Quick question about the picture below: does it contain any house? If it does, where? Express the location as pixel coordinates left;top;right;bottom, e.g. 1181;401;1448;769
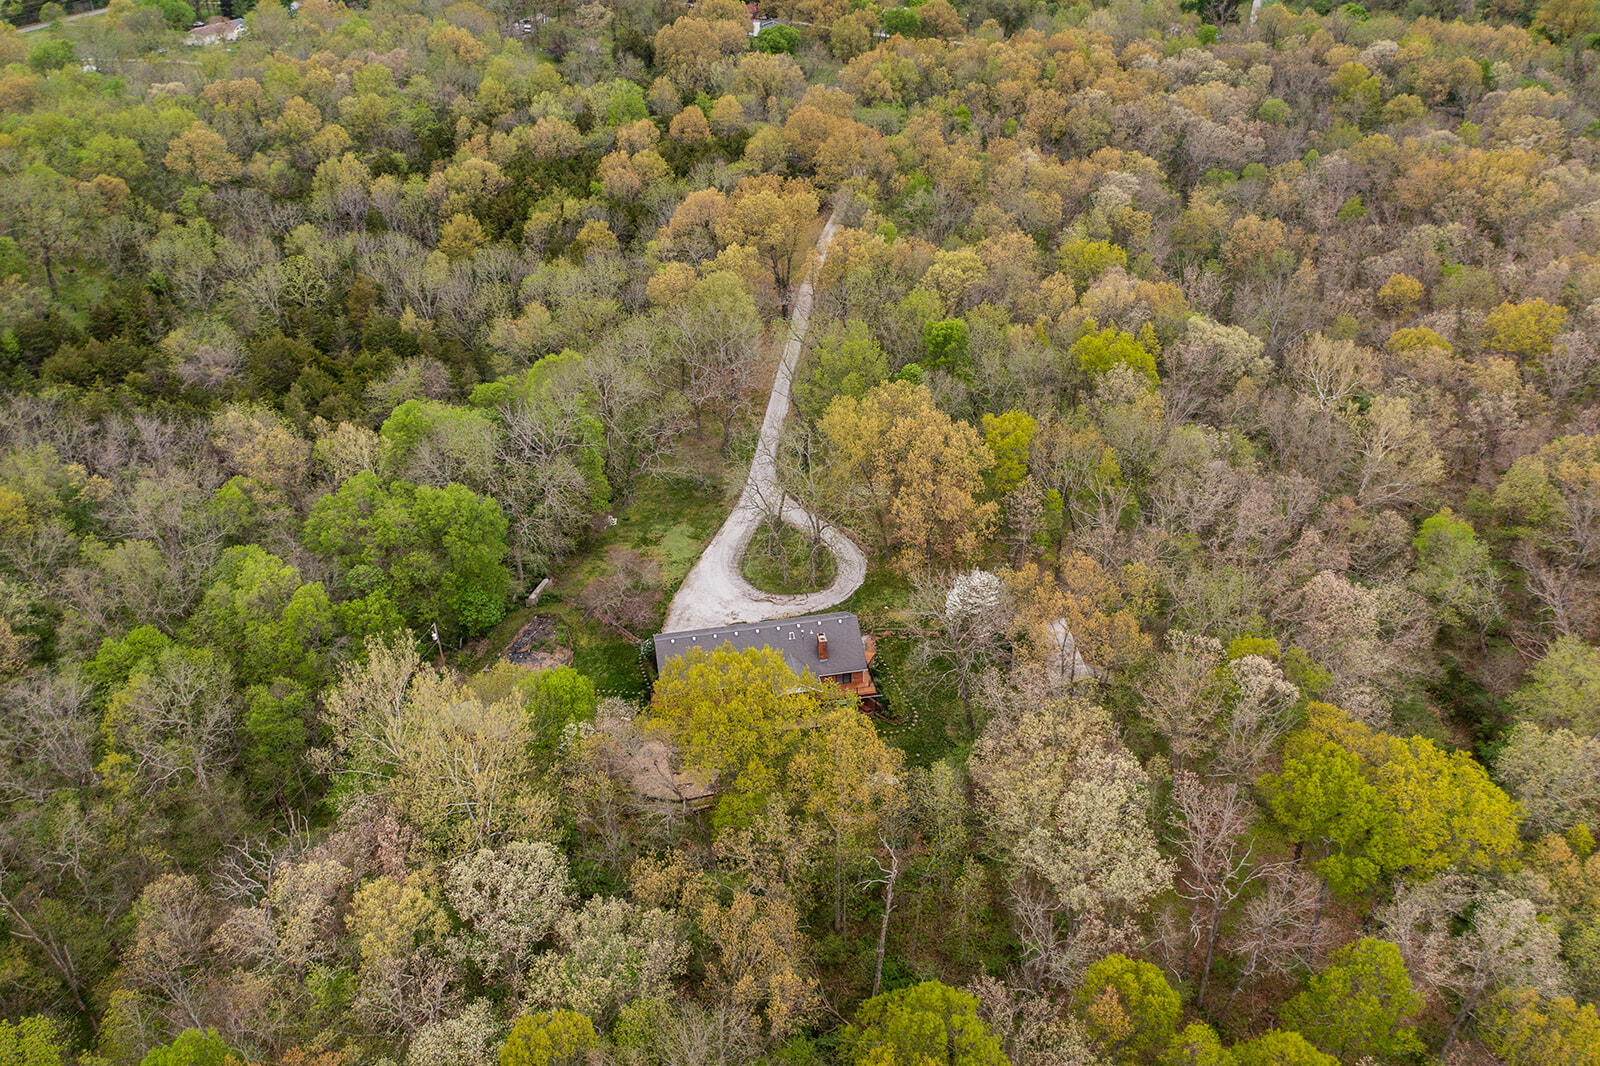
652;611;879;701
185;18;245;44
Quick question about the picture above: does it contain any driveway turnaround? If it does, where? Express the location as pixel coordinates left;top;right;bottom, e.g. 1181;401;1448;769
662;213;867;633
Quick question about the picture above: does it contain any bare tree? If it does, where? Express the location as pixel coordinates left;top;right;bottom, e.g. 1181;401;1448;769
662;273;762;456
1379;878;1570;1051
579;549;664;641
1007;878;1138;991
1215;655;1300;781
1001;477;1047;569
861;840;901;998
0;864;99;1021
103;647;240;796
579;339;686;498
968;973;1093;1066
759;424;837;590
210;809;315;904
911;569;1010;732
0;668;98;805
1218;863;1322;1018
1136;632;1225;770
1170;771;1283;1008
125;873;216;1032
495;389;609;584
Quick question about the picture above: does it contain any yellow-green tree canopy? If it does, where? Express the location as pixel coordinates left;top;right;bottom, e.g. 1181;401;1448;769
1159;1023;1233;1066
647;644;821;808
1072;954;1182;1064
843;980;1008;1066
1511;636;1600;734
0;1017;71;1066
498;1010;596;1066
1072;326;1159;385
1483;988;1600;1066
981;410;1038;497
1260;703;1520;896
1230;1030;1335;1066
1280;937;1424;1062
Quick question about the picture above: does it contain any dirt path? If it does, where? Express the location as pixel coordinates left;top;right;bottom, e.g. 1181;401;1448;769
18;6;108;31
662;212;867;632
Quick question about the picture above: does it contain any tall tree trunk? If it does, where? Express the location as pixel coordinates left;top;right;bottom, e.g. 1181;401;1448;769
871;848;899;998
1221;966;1253;1020
698;808;714;866
1443;987;1481;1053
1307;876;1328;959
42;246;58;299
1197;902;1224;1010
834;837;844;933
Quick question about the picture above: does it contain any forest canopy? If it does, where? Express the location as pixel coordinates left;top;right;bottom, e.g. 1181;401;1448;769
2;0;1600;1062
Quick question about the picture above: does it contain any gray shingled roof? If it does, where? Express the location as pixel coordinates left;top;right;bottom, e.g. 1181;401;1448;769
652;612;869;678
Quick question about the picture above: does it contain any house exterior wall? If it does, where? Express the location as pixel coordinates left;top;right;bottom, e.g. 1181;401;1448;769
835;670;877;698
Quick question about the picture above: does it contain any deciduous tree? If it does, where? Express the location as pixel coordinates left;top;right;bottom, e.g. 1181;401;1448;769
525;897;688;1026
970;697;1171;985
789;706;906;931
1229;1030;1334;1066
1260;703;1520;899
1280;938;1424;1063
647;645;817;819
1171;771;1276;1007
1495;723;1600;832
302;473;510;639
716;177;820;312
1071;954;1180;1065
662;271;762;455
821;381;996;574
447;843;571;992
1411;507;1503;642
499;1010;596;1066
843;981;1007;1066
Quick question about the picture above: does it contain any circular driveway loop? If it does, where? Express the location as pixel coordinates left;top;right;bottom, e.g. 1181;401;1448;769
662;213;867;633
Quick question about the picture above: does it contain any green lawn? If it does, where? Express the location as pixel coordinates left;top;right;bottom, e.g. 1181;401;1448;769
871;636;972;768
838;568;914;629
553;599;651;696
465;469;734;693
580;470;733;603
741;517;836;594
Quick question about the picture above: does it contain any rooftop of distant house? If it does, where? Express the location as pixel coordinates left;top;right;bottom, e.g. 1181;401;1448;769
652;611;870;680
185;17;245;43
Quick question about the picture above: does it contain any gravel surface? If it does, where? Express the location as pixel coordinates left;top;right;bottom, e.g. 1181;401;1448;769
662;214;867;633
18;6;108;31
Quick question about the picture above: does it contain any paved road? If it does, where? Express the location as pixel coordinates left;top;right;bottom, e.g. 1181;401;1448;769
17;6;108;31
662;213;867;633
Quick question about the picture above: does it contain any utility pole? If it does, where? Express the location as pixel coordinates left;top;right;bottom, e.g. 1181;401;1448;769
430;622;446;670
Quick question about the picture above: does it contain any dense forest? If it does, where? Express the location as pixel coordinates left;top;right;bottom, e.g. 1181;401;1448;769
2;0;1600;1062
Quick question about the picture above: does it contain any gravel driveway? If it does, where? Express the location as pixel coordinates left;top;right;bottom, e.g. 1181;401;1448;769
662;213;867;632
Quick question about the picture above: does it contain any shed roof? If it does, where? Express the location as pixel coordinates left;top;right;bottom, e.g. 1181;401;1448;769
652;612;869;678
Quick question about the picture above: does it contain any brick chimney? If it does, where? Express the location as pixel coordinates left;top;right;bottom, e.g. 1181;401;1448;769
817;632;829;661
